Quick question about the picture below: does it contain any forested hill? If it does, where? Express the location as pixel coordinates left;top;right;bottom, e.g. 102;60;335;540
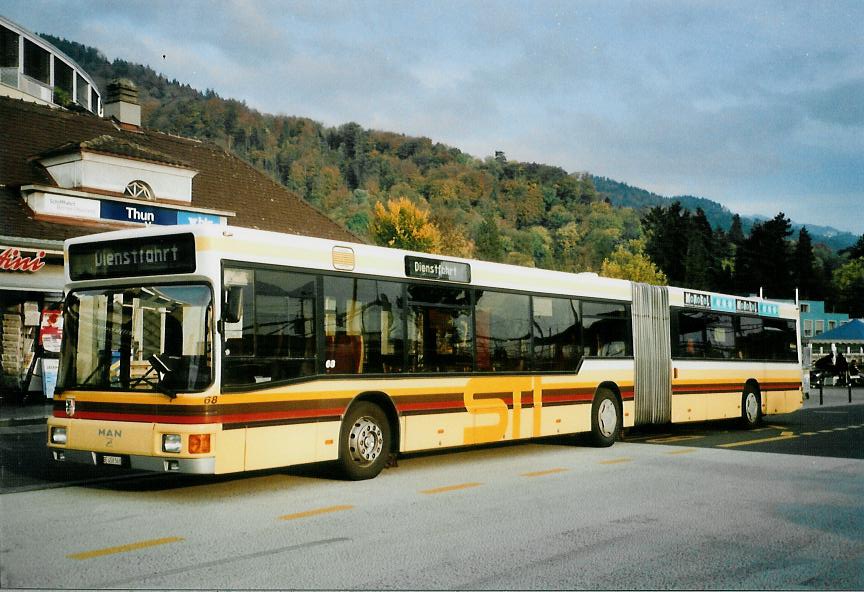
44;34;856;264
593;177;856;252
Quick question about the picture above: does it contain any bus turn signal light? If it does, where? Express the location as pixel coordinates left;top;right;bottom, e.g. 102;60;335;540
189;434;211;454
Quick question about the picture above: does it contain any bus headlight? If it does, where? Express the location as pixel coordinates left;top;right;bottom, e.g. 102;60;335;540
50;427;67;445
162;434;182;453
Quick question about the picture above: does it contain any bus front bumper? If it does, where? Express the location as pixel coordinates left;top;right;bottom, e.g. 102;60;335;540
51;448;216;474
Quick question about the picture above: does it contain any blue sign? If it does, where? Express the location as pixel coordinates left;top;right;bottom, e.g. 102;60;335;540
100;201;223;226
711;295;736;313
177;211;221;225
759;303;780;317
101;201;177;225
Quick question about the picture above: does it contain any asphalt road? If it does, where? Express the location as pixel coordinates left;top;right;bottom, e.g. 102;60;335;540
627;403;864;459
1;405;862;589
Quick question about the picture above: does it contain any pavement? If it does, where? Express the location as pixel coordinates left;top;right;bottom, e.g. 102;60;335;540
0;385;860;428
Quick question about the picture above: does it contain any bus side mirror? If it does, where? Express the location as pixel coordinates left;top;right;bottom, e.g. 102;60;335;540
224;286;244;324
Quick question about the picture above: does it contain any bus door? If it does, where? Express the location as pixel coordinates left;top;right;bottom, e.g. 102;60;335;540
631;283;672;425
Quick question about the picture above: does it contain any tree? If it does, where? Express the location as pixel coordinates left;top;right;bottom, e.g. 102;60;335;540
369;197;441;253
642;202;690;285
475;212;504;262
839;234;864;260
683;208;716;290
793;227;818;300
833;258;864;318
600;239;668;285
735;212;793;298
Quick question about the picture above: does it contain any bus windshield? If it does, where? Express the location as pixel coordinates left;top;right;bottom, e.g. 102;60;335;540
58;284;213;393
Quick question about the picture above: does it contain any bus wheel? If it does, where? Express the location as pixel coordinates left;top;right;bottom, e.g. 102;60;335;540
338;402;390;480
741;387;762;429
590;388;620;447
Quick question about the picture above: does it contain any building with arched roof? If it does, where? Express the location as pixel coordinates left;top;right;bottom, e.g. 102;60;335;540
0;15;102;115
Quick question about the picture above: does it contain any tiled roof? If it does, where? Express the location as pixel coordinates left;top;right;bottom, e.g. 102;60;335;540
0;96;360;244
39;134;191;168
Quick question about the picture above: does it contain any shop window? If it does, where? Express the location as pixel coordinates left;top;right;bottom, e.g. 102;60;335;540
54;60;74;106
22;38;49;84
75;72;88;106
1;25;18;69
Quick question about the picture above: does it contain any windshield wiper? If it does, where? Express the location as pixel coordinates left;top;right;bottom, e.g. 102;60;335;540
148;354;177;400
130;354;177;399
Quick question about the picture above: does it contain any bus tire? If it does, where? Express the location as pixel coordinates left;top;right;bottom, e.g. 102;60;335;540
741;386;762;429
590;388;620;447
337;402;391;480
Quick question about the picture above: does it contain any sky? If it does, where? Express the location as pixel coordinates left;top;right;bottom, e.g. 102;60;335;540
5;0;864;235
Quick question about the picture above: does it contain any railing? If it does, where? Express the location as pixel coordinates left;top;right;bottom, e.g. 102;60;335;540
0;69;54;103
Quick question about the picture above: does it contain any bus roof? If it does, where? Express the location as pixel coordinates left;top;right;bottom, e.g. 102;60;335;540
64;224;799;318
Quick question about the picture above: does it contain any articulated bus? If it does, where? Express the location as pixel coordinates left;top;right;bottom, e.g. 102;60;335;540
47;225;803;479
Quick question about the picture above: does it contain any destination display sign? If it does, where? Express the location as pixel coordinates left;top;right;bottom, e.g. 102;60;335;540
69;233;196;280
405;256;471;283
683;291;779;317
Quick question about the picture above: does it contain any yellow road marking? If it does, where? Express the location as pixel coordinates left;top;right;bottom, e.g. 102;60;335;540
802;432;817;436
67;537;184;560
646;435;703;444
599;458;632;465
279;505;353;521
625;433;672;442
819;430;834;433
666;448;697;455
521;468;568;478
717;434;797;448
421;482;482;495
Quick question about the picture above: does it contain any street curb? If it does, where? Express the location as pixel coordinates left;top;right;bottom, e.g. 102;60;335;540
0;416;48;428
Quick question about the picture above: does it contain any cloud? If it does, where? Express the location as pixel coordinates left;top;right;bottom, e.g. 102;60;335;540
4;0;864;234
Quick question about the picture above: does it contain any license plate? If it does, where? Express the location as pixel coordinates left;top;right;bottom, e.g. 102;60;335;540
102;455;123;466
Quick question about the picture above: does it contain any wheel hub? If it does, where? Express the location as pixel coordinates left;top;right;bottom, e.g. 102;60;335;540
597;399;617;437
745;393;759;422
349;417;383;465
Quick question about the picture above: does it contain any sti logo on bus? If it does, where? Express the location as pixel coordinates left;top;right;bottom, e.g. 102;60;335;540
69;234;196;281
405;256;471;283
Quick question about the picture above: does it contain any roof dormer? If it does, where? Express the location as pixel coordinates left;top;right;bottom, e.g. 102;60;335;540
37;134;197;203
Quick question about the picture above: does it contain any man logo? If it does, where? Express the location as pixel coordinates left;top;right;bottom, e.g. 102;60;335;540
65;398;75;417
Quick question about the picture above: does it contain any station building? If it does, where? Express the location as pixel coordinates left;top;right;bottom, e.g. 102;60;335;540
0;19;356;399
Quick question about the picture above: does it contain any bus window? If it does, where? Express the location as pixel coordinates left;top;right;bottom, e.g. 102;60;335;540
763;318;798;361
673;310;707;358
735;316;763;360
475;291;530;372
583;301;631;357
532;296;580;371
705;313;736;359
58;285;213;392
223;267;317;386
323;277;405;374
407;285;473;373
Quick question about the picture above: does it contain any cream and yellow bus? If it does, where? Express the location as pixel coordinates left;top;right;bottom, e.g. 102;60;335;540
48;224;802;479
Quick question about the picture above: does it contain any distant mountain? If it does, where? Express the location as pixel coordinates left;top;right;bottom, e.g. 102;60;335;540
593;176;857;251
